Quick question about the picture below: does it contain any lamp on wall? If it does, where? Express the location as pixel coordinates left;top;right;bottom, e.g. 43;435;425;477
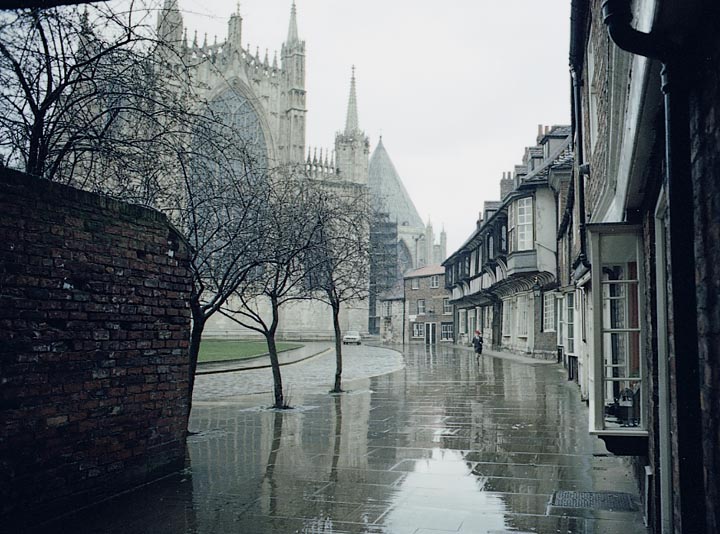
532;276;542;298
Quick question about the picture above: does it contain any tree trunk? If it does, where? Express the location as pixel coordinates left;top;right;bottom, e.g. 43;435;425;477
330;394;342;483
185;305;205;430
267;296;285;408
266;332;285;408
331;300;343;393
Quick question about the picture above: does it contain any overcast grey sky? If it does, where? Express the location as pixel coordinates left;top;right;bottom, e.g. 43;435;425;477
180;0;571;253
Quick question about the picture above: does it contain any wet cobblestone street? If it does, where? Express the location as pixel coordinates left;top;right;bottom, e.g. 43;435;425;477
44;343;649;533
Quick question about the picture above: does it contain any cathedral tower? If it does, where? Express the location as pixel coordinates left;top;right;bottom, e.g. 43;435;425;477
335;67;369;184
281;2;307;164
226;5;242;49
156;0;184;49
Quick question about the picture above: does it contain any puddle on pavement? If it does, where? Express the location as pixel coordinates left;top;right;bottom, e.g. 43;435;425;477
37;344;647;534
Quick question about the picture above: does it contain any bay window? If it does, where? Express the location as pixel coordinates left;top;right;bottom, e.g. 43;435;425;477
516;197;533;250
508;197;534;252
589;224;646;436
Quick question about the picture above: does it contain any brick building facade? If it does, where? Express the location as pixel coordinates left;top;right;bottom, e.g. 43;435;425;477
0;169;193;529
403;266;453;344
567;1;720;532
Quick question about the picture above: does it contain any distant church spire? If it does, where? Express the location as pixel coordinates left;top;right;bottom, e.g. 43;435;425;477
344;66;360;135
286;1;299;44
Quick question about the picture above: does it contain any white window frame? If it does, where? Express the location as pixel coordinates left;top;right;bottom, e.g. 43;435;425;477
517;295;528;338
411;278;419;290
443;298;452;314
412;322;424;338
566;293;575;355
543;292;556;332
458;309;467;335
502;298;512;337
508;203;515;252
417;299;426;315
441;323;453;341
588;224;647;437
516;197;533;251
430;275;439;288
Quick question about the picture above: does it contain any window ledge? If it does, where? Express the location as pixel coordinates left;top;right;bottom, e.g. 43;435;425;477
589;432;649;456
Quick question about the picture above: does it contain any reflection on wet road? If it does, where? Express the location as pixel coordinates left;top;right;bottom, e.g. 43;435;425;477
47;343;648;533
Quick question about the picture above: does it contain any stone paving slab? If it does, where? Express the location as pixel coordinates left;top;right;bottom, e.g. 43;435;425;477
36;343;649;534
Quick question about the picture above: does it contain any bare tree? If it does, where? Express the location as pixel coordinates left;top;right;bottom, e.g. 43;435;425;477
219;170;324;409
305;187;370;393
0;4;273;413
0;5;171;186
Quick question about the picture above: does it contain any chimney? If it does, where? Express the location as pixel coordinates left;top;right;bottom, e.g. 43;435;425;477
500;171;514;200
545;125;550;134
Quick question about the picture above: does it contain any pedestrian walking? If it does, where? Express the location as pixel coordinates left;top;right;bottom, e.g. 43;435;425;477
472;330;483;355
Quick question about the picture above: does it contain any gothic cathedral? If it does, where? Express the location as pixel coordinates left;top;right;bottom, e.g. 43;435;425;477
156;1;444;339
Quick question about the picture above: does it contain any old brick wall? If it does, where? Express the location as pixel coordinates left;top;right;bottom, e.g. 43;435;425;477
0;169;193;527
583;0;610;217
689;4;720;529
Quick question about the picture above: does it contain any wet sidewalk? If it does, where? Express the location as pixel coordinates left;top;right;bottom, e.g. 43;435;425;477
41;343;648;534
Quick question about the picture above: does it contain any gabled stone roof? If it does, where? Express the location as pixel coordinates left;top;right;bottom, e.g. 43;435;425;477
368;138;424;229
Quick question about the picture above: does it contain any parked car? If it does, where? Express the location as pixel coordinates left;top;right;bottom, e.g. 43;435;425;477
342;331;362;345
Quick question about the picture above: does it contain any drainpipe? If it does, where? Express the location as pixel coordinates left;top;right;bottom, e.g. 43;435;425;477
602;1;705;532
569;0;591;272
571;72;590;271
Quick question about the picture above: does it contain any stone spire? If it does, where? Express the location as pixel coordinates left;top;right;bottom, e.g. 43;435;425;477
344;66;360;135
156;0;184;47
286;1;299;45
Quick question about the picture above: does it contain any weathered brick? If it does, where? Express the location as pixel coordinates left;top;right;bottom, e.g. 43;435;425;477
0;169;192;526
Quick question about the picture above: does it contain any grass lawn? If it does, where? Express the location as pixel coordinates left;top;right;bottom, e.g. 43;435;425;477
198;340;303;363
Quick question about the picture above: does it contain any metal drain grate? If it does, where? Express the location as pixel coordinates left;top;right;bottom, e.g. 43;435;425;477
550;491;638;512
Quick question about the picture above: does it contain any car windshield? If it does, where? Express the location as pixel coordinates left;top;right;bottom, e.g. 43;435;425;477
345;331;359;336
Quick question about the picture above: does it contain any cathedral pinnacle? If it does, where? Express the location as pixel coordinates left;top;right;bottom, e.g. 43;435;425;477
344;66;360;136
228;2;242;47
286;2;300;45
